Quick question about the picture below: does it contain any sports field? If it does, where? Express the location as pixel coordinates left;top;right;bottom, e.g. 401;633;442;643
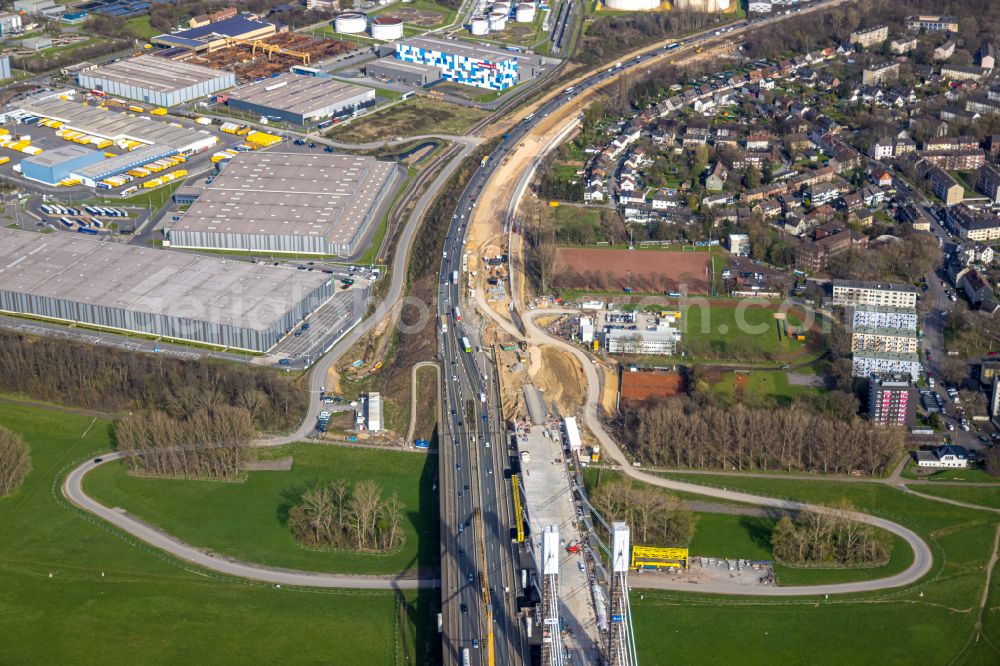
0;401;437;664
682;301;825;362
554;247;713;293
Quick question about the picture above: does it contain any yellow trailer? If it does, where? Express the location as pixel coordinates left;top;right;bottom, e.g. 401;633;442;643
128;105;145;113
0;156;10;166
151;108;167;116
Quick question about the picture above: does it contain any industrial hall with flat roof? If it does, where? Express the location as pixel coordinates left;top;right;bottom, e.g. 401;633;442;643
0;228;333;352
163;152;399;257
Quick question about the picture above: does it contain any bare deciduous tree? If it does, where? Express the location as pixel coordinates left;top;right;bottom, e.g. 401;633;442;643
0;426;31;497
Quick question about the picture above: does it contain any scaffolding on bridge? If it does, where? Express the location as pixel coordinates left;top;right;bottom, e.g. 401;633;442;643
540;525;565;666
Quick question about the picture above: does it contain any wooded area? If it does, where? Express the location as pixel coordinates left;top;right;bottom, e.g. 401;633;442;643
114;407;254;479
576;11;717;65
0;331;305;433
771;504;889;567
288;480;404;552
592;479;696;547
623;397;906;476
0;426;31;497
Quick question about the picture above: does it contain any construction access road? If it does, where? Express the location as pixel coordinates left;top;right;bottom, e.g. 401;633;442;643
517;309;935;596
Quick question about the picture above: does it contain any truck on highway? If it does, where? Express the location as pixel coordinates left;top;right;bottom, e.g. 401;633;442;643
462;336;472;353
463;648;471;666
440;315;448;333
452;270;459;284
454;306;462;322
480;156;489;168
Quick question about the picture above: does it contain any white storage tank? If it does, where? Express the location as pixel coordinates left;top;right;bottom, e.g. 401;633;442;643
494;1;511;14
334;12;368;34
470;15;490;35
514;3;535;22
488;11;507;31
604;0;662;8
370;15;404;40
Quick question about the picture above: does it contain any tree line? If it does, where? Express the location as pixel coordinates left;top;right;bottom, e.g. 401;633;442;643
576;11;717;66
771;504;889;567
114;406;254;479
0;426;31;497
622;397;906;476
288;480;404;552
0;331;305;433
592;479;696;547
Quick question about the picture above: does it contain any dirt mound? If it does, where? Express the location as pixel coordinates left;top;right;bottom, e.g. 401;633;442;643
532;346;586;416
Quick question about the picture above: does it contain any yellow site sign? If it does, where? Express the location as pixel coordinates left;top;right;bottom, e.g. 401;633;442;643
631;545;689;569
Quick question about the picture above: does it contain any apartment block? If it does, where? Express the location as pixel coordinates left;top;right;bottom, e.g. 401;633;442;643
906;15;959;32
868;373;915;427
851;305;918;331
850;25;888;48
852;326;919;354
977;163;1000;204
832;280;918;308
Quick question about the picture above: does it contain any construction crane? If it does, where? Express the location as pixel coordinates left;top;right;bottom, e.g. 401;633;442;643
475;509;494;666
222;37;311;64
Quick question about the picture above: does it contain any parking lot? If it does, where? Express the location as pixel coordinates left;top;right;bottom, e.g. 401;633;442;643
270;269;376;366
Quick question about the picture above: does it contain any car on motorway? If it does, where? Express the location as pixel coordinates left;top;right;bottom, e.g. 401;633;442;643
461;603;468;614
473;639;479;649
468;572;474;582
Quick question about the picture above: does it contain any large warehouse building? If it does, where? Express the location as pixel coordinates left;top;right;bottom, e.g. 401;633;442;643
226;73;374;125
20;145;105;185
0;228;334;352
366;58;441;87
393;37;551;90
19;97;218;154
164;152;398;257
76;54;235;107
151;16;276;52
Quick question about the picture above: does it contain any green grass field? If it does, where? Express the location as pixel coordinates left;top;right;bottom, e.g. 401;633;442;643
85;443;438;576
327;97;488;142
709;370;823;405
0;402;437;664
594;470;1000;664
682;303;817;361
910;484;1000;509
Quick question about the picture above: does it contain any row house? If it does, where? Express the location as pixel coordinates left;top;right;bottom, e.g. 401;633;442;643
917;149;986;171
941;64;987;82
924;135;980;152
946;204;1000;241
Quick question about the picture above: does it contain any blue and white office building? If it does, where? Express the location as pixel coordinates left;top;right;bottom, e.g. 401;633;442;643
395;37;519;91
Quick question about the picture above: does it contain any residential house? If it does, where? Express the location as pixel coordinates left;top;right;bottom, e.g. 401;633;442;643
873;169;893;188
705;162;729;191
961;270;994;307
915;445;969;469
976;43;997;71
745;131;772;151
650;191;678;210
934;40;956;61
890;38;918;54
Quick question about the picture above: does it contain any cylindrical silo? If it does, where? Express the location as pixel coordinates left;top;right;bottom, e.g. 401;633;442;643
514;3;536;22
370;16;404;40
604;0;660;9
488;11;507;31
470;15;490;35
333;12;367;34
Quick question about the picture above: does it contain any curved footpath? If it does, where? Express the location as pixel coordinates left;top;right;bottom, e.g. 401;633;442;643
63;453;438;590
